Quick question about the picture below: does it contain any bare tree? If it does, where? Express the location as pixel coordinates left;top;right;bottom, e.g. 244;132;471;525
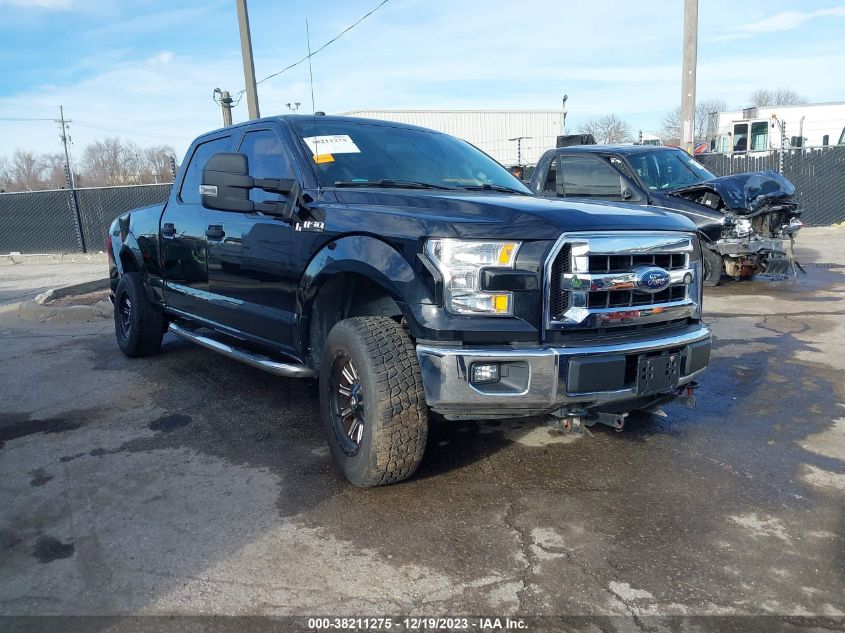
660;98;728;142
749;88;807;107
578;114;633;144
80;137;141;186
1;138;177;191
141;145;176;184
0;157;10;192
6;150;48;191
42;153;68;190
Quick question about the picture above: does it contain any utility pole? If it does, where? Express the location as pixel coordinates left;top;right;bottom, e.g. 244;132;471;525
508;137;529;167
56;105;74;188
680;0;698;155
56;105;85;252
235;0;260;119
214;88;234;126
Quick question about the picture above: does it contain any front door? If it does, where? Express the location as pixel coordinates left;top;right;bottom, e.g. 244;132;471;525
205;127;299;352
160;134;232;317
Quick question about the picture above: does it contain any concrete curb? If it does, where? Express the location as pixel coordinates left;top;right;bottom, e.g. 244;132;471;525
15;278;112;324
18;298;112;323
34;278;110;305
1;252;107;266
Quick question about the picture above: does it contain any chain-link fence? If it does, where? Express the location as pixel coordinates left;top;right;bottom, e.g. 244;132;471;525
0;183;172;254
74;184;172;252
696;145;845;226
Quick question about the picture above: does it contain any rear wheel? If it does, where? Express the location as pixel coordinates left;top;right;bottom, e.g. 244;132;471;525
320;317;428;487
702;247;724;287
114;272;165;357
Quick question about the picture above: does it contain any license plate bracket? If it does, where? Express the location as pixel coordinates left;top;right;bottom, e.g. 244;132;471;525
637;352;681;395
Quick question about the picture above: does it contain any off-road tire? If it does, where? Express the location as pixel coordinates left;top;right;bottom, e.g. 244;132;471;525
114;272;165;358
702;246;724;287
320;317;428;487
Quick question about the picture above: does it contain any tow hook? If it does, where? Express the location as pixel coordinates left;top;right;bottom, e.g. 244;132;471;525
547;412;586;435
676;381;698;408
592;411;628;432
547;410;629;434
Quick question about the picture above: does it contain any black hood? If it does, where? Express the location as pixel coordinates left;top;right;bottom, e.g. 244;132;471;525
669;170;796;213
330;190;695;240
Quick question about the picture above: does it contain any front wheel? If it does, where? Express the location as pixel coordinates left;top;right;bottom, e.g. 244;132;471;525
702;247;724;287
320;317;428;487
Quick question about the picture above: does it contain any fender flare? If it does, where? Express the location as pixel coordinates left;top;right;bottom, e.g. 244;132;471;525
116;233;143;276
299;235;432;314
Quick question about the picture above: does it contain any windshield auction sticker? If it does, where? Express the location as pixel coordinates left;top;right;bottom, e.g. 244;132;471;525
303;135;361;156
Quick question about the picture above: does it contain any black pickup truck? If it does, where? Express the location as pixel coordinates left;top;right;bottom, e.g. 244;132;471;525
527;144;803;285
107;115;711;486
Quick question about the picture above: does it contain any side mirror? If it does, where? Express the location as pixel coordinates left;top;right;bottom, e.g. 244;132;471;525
201;153;254;212
201;152;301;220
619;175;644;203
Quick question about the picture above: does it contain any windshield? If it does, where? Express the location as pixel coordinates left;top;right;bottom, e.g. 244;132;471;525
626;149;716;190
290;118;531;193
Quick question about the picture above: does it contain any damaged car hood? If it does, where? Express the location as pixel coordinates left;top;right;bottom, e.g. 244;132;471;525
669;171;796;213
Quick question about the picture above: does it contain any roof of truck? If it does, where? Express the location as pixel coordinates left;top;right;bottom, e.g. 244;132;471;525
555;144;681;154
197;114;443;142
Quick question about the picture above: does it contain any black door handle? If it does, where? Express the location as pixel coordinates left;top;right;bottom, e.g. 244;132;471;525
205;225;225;239
161;222;176;238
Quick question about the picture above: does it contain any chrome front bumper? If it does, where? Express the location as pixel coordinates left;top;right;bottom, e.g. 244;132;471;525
416;325;711;420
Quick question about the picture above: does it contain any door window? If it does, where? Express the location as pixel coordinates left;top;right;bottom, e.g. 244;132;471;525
237;129;295;203
542;158;558;194
559;155;624;200
750;121;768;151
609;156;635;180
178;136;231;203
733;123;748;152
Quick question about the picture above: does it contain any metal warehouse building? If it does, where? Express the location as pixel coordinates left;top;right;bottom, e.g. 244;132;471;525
339;109;566;167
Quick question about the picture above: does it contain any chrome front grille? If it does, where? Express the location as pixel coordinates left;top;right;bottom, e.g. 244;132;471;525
588;253;687;273
544;232;702;332
586;284;687;309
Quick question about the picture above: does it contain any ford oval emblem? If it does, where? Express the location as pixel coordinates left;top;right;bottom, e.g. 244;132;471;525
635;267;672;293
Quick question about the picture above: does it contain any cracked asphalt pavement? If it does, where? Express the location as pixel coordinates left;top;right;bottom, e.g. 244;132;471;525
0;227;843;628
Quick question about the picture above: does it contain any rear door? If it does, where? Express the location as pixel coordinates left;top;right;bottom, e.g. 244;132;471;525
160;134;232;317
204;126;299;351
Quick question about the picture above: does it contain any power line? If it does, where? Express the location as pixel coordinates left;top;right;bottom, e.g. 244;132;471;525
233;0;391;100
0;117;56;122
1;115;189;141
73;120;190;141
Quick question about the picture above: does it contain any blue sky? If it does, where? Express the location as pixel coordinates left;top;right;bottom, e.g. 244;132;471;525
1;0;844;161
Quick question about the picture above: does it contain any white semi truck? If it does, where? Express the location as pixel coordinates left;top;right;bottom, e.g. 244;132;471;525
708;101;845;153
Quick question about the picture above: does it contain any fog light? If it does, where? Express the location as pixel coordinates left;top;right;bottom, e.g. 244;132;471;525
471;363;500;384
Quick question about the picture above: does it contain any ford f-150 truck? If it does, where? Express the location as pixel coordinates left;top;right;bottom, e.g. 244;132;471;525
107;115;711;486
528;144;803;286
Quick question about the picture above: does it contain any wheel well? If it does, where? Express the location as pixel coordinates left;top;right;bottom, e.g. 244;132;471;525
120;250;140;274
308;273;403;370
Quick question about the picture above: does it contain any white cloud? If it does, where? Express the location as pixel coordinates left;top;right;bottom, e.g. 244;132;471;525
0;0;73;8
715;6;845;39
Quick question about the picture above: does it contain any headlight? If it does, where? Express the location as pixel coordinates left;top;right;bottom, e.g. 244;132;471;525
733;218;752;238
425;239;520;315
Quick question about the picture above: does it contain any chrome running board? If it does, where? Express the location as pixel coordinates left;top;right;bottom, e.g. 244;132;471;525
168;322;315;378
